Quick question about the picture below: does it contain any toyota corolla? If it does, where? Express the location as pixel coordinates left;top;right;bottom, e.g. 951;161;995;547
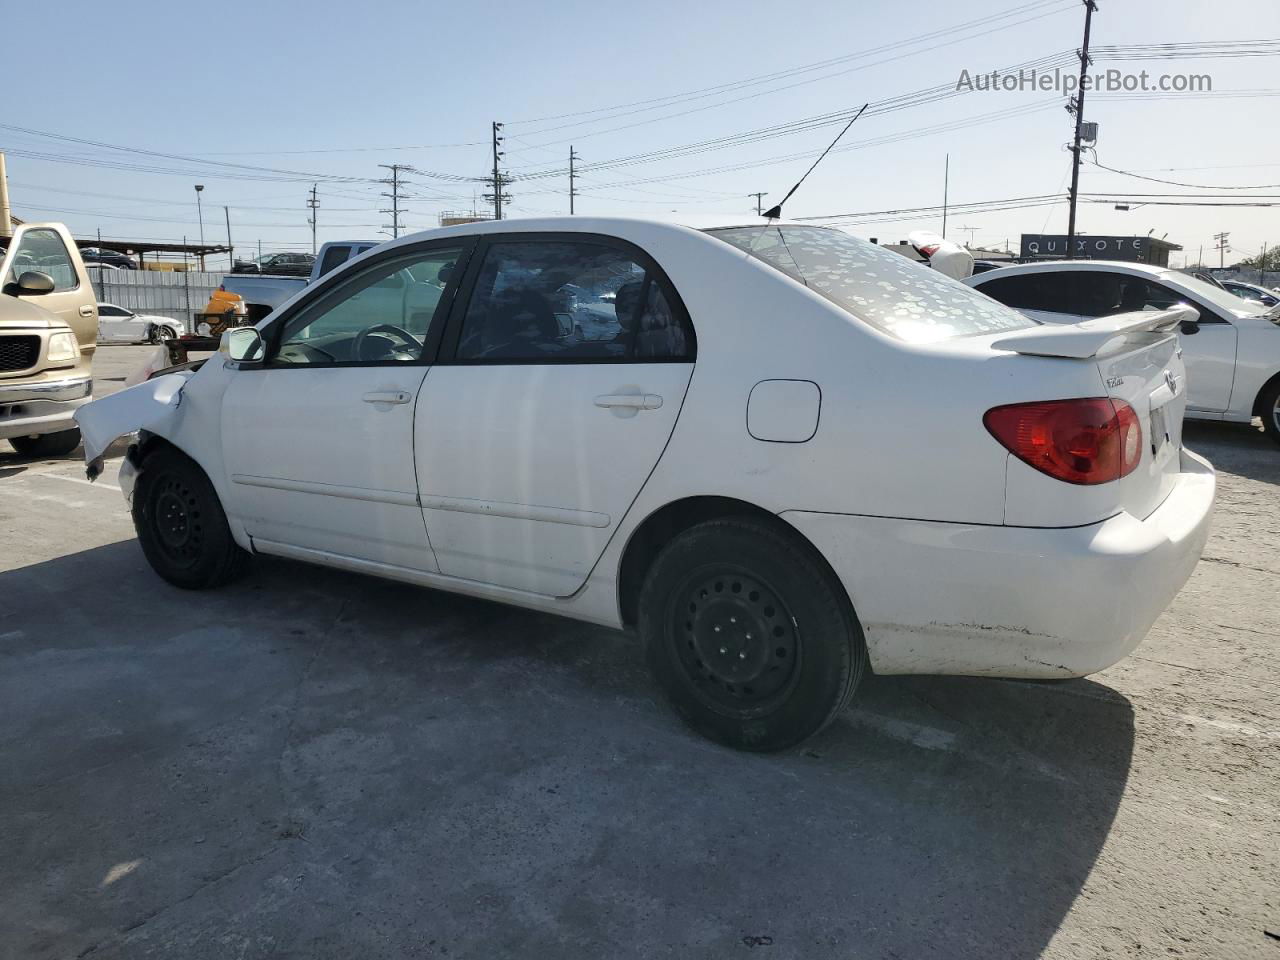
75;218;1216;751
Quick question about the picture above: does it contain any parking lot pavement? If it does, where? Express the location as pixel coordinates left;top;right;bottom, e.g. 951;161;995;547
1;347;1276;960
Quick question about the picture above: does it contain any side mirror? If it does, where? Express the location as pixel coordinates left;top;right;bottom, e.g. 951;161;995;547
222;327;264;363
1179;313;1200;335
16;271;56;295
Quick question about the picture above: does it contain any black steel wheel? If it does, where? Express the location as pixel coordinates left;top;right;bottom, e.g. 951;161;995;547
640;517;866;752
133;446;248;589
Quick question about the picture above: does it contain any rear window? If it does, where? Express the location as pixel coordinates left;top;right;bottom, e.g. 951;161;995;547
708;225;1036;343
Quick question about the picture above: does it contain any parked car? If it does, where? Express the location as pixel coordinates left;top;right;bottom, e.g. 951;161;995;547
79;247;138;270
231;252;315;277
219;241;379;323
96;303;183;344
966;261;1280;445
0;223;97;456
1220;279;1279;309
75;219;1215;751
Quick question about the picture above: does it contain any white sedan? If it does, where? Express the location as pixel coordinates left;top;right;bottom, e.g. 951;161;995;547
97;303;183;344
74;219;1215;751
965;261;1280;445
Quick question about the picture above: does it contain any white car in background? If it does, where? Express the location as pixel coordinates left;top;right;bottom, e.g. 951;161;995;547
96;303;183;344
967;261;1280;446
1219;279;1279;309
74;219;1214;751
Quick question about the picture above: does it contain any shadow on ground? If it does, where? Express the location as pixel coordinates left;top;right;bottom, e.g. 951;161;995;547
1183;419;1278;486
0;542;1135;959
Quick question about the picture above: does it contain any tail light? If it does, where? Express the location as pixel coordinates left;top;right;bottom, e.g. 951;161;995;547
984;398;1142;485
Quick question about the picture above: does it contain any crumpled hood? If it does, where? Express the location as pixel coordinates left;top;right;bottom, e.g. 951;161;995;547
0;292;65;329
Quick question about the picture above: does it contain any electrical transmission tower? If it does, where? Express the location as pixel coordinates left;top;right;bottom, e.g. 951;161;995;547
484;122;513;219
378;163;411;238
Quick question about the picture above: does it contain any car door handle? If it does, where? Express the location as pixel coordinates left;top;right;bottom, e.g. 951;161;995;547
594;393;662;410
362;390;413;405
79;305;95;317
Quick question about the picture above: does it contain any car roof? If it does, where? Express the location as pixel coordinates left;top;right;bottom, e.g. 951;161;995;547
971;259;1169;280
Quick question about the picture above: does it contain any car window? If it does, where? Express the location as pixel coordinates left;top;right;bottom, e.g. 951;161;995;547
454;240;691;362
709;225;1034;343
98;305;125;317
271;245;464;366
317;245;350;278
4;229;78;292
977;272;1084;315
1078;274;1227;324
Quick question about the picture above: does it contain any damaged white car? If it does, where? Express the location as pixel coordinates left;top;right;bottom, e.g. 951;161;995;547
76;218;1216;751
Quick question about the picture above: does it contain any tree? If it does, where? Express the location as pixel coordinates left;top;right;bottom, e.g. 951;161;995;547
1240;248;1280;273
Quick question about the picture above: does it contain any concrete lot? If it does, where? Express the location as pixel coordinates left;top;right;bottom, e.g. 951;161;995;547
1;345;1276;959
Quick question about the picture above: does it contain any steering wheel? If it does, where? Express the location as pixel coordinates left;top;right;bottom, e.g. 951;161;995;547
352;323;420;361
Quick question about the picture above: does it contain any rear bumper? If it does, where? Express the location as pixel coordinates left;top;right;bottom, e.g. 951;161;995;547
782;449;1216;678
0;376;93;440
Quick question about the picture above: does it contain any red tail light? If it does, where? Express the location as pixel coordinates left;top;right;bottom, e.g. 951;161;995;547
984;398;1142;485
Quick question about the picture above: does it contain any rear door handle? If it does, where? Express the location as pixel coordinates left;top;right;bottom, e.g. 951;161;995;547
594;394;662;410
79;305;95;317
362;390;413;405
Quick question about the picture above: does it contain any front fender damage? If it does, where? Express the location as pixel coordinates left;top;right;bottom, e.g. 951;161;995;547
74;373;191;480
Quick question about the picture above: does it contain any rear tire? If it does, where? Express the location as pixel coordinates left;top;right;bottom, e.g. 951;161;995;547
1259;379;1280;447
638;517;866;752
9;428;81;458
132;447;248;589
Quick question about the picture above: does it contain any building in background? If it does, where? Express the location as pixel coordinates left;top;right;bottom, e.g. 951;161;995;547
1020;234;1183;267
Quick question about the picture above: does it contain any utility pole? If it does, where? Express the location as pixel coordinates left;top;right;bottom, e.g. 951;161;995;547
959;225;979;248
306;184;319;254
1260;241;1268;287
1065;0;1098;259
486;121;512;220
0;152;12;240
378;164;410;238
193;184;206;270
568;146;578;214
942;153;950;240
224;205;233;272
1213;231;1230;269
749;192;768;216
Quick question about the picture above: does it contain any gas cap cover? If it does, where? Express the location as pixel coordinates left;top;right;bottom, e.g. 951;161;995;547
747;379;821;443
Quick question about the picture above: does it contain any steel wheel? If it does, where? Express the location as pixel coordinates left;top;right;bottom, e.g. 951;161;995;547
149;472;205;570
671;567;802;716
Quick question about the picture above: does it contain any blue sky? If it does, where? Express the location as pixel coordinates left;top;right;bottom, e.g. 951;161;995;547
4;0;1279;268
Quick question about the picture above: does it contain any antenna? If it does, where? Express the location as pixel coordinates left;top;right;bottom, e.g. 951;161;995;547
763;103;867;219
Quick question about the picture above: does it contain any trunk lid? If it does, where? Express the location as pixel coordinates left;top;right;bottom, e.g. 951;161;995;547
994;307;1190;520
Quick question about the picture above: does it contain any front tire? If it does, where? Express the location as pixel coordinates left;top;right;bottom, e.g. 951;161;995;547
9;428;81;458
149;324;176;344
1259;379;1280;447
132;447;248;589
638;518;866;752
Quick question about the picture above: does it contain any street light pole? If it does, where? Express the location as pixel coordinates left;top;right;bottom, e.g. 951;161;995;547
194;184;206;270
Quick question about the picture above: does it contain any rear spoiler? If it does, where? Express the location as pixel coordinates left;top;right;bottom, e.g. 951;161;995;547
991;306;1194;359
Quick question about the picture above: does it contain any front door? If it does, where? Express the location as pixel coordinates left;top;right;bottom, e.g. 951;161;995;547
220;240;471;571
414;235;695;596
1;224;97;355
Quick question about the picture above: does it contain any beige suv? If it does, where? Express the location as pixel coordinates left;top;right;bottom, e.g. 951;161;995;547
0;223;97;456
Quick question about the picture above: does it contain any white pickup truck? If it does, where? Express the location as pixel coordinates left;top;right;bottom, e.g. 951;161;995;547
219;240;378;323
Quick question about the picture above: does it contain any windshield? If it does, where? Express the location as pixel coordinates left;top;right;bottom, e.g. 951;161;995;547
707;225;1035;343
1162;270;1270;317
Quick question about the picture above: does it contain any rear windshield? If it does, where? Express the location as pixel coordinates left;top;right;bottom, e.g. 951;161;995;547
707;225;1036;343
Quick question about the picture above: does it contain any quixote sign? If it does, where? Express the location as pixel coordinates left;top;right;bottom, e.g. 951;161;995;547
1021;234;1150;261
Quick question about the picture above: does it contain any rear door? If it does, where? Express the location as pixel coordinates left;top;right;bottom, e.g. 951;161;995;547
414;233;695;596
